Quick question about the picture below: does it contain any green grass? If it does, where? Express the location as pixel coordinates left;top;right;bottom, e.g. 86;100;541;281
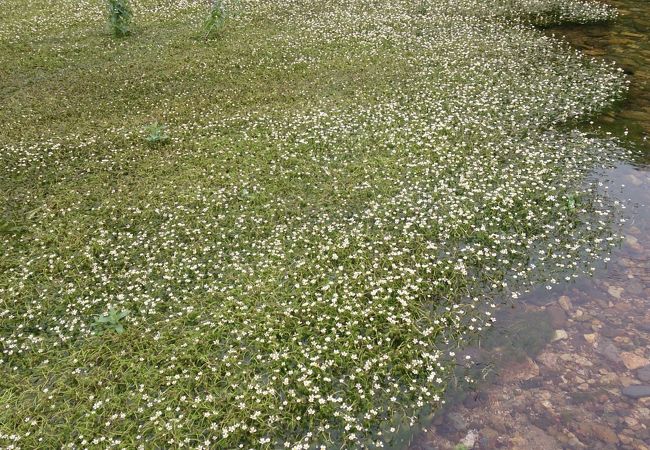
0;0;628;447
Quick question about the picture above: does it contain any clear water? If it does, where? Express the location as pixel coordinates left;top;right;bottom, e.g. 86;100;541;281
412;1;650;448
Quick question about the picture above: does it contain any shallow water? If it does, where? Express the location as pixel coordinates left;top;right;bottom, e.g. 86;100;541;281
550;0;650;156
412;0;650;449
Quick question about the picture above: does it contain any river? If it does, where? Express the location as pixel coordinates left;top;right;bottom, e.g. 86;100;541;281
412;0;650;448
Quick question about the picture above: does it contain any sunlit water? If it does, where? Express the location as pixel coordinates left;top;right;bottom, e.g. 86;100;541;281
412;0;650;448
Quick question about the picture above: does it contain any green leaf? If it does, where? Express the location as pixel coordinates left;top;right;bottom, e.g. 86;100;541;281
567;194;576;210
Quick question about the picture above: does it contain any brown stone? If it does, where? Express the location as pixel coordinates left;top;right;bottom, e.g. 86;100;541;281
613;301;632;312
591;423;619;445
621;352;650;371
584;333;598;344
536;352;558;369
620;434;633;444
575;421;593;438
600;372;620;385
552;329;568;342
509;425;562;450
500;357;539;383
608;285;624;299
625;235;643;252
558;295;573;312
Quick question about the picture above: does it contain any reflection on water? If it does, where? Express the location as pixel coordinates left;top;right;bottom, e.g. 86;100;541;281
412;0;650;448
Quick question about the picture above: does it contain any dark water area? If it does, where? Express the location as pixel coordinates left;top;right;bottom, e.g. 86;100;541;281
411;1;650;449
551;0;650;159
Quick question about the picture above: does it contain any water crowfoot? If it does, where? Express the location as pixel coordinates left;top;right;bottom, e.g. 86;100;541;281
0;0;630;448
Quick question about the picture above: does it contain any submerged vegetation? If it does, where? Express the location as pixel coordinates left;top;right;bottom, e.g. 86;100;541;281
204;0;227;38
106;0;133;37
203;0;235;39
143;122;170;146
0;0;628;448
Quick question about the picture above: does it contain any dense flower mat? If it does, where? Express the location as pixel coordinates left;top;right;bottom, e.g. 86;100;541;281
0;0;627;448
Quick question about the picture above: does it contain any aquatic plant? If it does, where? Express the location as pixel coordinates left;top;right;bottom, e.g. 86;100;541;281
0;0;628;448
92;308;130;334
106;0;132;37
143;122;170;145
204;0;239;38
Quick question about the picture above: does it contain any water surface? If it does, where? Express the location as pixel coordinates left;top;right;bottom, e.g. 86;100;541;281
413;0;650;448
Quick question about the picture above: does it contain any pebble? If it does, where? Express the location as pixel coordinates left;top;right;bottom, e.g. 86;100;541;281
536;352;558;369
583;333;597;344
620;375;638;387
558;295;573;311
614;335;632;345
594;338;622;363
600;372;619;385
608;286;624;299
637;365;650;382
621;352;650;371
510;425;561;450
567;436;584;447
590;423;619;445
621;385;650;399
625;235;643;252
560;353;593;367
613;301;632;312
461;429;478;448
500;357;540;382
552;329;568;342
